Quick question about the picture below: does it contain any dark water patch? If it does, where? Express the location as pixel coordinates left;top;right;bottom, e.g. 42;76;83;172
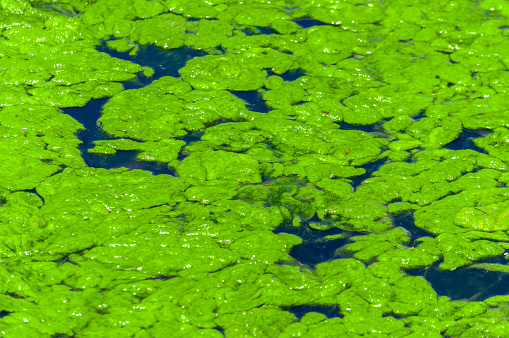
349;157;387;189
86;151;176;175
392;211;434;243
267;68;306;82
96;41;207;86
69;39;211;174
55;256;80;267
241;26;277;36
146;276;175;281
0;311;9;318
405;255;509;301
293;17;329;28
176;118;235;145
231;90;269;114
176;131;204;147
176;119;237;161
443;128;491;153
65;97;109;134
275;216;364;267
63;98;176;175
25;188;46;205
412;109;426;121
339;120;386;134
289;305;341;320
63;98;115;163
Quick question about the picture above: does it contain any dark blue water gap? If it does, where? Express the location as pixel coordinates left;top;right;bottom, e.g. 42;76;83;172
349;157;387;189
62;96;176;175
25;188;46;205
230;69;306;114
96;41;207;89
60;44;215;174
176;118;237;161
444;128;491;153
412;109;426;121
274;216;365;267
267;68;306;82
240;26;277;36
293;17;330;29
405;255;509;301
392;211;434;244
231;91;269;114
289;305;341;320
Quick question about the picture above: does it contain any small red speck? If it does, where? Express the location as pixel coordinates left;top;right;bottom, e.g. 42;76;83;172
345;149;350;155
322;111;329;114
264;184;270;186
411;247;415;251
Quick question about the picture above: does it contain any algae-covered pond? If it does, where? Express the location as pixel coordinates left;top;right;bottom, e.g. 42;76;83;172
4;0;509;336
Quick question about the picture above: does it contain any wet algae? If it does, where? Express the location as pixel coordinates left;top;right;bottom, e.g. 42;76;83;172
4;0;509;336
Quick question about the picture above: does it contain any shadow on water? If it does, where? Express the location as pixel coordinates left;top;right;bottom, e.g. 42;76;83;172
293;17;330;29
444;128;491;153
405;254;509;301
274;215;365;267
289;305;342;320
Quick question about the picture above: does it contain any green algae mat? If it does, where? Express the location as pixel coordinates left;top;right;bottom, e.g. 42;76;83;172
5;0;509;336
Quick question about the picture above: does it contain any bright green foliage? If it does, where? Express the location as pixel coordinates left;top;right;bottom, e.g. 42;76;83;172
3;0;509;336
344;227;410;261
